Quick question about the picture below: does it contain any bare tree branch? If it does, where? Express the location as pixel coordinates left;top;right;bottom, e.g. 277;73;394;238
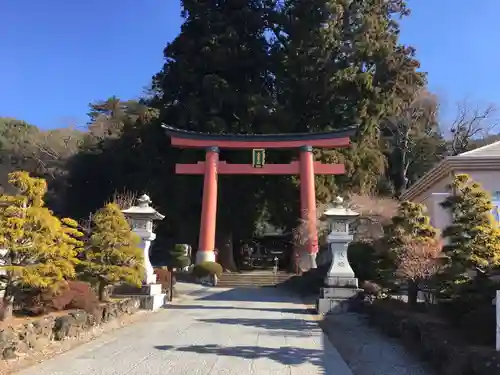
347;194;398;240
383;88;440;193
448;99;499;155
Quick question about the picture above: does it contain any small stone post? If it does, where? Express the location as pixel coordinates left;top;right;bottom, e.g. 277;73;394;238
316;196;361;314
118;194;166;310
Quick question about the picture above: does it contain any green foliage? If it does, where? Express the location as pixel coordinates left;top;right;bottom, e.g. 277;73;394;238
347;241;379;282
380;201;437;283
385;201;437;249
0;171;82;318
61;1;436;253
192;262;223;278
440;174;500;281
166;244;190;269
79;203;144;298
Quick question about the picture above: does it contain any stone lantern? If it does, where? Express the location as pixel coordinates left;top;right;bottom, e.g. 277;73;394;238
122;194;165;285
316;196;361;314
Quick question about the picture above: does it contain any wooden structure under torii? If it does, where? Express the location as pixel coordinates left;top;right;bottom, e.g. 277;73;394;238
162;125;356;268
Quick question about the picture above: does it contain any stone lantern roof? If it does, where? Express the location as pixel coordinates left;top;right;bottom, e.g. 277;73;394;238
122;194;165;220
323;197;359;220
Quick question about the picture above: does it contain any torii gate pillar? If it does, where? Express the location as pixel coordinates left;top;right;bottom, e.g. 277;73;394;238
197;146;219;264
163;125;355;270
299;146;319;268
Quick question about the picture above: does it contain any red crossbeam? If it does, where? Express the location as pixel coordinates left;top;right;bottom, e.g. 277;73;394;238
175;161;345;175
170;136;350;149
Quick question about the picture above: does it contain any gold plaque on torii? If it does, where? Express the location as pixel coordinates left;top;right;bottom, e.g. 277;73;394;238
252;149;266;168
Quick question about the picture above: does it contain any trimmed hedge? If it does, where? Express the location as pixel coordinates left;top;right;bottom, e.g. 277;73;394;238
192;262;223;278
356;299;500;375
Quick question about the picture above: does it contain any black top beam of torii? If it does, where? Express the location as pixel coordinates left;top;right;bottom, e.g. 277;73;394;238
161;124;357;149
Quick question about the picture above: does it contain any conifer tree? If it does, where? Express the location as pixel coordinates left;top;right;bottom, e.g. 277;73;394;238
385;201;438;250
81;203;143;301
166;244;190;270
382;201;438;306
151;0;273;270
0;171;81;320
440;174;500;284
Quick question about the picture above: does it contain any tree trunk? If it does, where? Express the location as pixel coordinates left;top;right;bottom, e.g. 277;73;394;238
407;280;418;309
216;231;237;271
98;280;109;302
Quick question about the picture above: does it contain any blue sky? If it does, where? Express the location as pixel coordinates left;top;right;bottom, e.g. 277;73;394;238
0;0;499;129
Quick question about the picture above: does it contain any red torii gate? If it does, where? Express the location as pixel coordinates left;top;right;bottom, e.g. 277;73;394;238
163;125;355;269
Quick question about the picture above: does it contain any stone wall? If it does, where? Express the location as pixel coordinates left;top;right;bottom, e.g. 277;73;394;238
0;297;140;360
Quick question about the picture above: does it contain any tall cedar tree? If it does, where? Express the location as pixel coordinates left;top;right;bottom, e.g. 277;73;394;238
0;172;82;320
151;0;274;269
63;1;430;257
440;174;500;284
265;0;426;228
383;201;437;307
81;203;143;301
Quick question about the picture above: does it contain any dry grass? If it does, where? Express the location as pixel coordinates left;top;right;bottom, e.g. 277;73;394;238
110;190;139;210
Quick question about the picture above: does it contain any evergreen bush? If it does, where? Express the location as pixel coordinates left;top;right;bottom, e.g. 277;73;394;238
0;171;82;320
347;241;378;282
440;174;500;285
382;201;439;307
79;203;144;301
192;262;223;278
166;244;190;270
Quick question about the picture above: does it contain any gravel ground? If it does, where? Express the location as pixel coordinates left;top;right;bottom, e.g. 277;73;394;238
320;313;435;375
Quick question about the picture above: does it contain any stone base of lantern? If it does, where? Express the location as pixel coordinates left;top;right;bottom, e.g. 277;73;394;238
112;283;167;312
316;285;361;315
325;275;359;288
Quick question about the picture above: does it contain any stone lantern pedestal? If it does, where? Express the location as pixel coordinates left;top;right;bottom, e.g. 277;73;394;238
113;194;167;311
316;197;362;314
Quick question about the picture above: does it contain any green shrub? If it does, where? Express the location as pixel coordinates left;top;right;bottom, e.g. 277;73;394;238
441;174;500;286
166;244;191;269
280;263;330;296
348;241;378;282
192;262;223;278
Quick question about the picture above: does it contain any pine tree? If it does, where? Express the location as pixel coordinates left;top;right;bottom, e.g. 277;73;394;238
382;201;438;307
0;171;81;320
440;174;500;284
385;201;438;249
81;203;144;301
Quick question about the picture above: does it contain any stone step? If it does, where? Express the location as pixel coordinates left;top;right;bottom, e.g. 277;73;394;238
215;271;294;288
218;276;291;280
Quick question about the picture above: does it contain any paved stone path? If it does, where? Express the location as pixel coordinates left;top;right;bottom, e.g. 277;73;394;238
321;314;435;375
16;285;353;375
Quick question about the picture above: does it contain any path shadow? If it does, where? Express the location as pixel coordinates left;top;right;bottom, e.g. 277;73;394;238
199;317;318;334
154;344;323;367
165;304;315;315
196;287;298;303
